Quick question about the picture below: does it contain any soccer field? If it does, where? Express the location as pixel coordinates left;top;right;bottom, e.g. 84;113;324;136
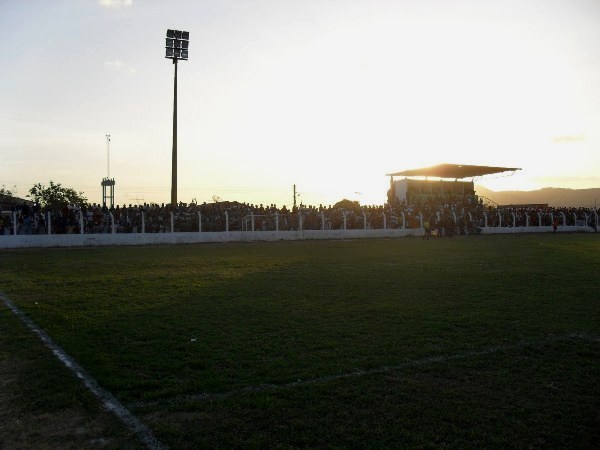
1;235;599;449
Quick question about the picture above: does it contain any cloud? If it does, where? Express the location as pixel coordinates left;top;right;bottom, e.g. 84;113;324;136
104;60;136;75
99;0;132;7
553;135;586;143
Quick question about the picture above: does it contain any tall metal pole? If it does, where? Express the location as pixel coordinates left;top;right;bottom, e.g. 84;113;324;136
166;28;188;205
171;58;178;206
106;134;111;178
293;184;297;209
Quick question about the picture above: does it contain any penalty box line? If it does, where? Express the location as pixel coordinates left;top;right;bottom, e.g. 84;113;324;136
128;332;600;410
0;293;168;450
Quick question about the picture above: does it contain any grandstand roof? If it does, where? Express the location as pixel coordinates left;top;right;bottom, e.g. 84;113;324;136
387;163;521;180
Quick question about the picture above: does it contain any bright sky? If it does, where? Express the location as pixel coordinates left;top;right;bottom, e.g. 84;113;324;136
2;0;599;207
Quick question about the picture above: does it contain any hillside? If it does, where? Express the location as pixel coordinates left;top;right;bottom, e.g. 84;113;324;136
475;186;600;208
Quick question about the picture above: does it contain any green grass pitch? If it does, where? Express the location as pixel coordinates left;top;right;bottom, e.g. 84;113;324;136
1;234;599;448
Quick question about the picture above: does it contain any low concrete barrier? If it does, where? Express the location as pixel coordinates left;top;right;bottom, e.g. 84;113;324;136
0;228;420;249
479;225;593;234
0;225;594;249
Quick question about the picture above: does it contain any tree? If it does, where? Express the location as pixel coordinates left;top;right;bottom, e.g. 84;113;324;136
333;199;361;213
28;181;88;209
0;185;15;196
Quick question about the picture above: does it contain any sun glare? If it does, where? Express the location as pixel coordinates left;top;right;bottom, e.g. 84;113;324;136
2;0;599;206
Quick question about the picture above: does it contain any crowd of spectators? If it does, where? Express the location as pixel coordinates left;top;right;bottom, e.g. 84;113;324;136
1;196;598;236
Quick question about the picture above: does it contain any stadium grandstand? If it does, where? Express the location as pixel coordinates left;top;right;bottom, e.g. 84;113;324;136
387;163;521;206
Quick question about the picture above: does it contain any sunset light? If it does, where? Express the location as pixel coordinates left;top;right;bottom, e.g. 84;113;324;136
1;0;599;207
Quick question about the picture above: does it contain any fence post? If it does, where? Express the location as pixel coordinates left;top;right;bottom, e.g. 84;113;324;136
483;212;488;228
225;211;229;232
537;212;542;227
550;212;554;228
170;212;175;233
498;212;502;227
47;211;52;235
573;212;577;226
321;211;325;230
419;212;423;228
362;209;367;230
342;211;347;230
198;211;202;232
511;212;516;227
382;212;386;230
561;212;566;226
251;212;255;231
109;212;116;234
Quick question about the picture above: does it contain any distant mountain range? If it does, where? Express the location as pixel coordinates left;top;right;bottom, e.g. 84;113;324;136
475;186;600;208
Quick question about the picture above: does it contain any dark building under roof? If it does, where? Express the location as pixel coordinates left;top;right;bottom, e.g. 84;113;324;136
387;163;521;205
0;194;34;211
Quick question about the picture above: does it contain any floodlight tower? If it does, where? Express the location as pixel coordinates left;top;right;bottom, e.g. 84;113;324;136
101;133;115;208
165;29;189;206
106;133;111;178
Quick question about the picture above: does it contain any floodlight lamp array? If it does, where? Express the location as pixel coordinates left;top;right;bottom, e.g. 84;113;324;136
165;29;189;60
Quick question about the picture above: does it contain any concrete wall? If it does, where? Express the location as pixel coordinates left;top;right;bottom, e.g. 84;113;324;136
479;225;593;234
1;225;595;249
0;228;422;249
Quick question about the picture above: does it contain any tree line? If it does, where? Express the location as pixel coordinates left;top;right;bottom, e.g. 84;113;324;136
1;181;87;210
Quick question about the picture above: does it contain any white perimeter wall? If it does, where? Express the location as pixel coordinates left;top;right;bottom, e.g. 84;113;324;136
0;226;594;249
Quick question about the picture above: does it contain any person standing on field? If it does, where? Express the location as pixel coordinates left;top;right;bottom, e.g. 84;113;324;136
423;219;431;240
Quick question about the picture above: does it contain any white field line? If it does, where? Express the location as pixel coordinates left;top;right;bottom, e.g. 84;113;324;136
128;332;600;410
1;294;168;450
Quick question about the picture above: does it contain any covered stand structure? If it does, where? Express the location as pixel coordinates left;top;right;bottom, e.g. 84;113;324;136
387;163;520;206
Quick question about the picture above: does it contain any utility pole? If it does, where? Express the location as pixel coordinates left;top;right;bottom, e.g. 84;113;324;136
293;184;297;209
106;134;111;178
